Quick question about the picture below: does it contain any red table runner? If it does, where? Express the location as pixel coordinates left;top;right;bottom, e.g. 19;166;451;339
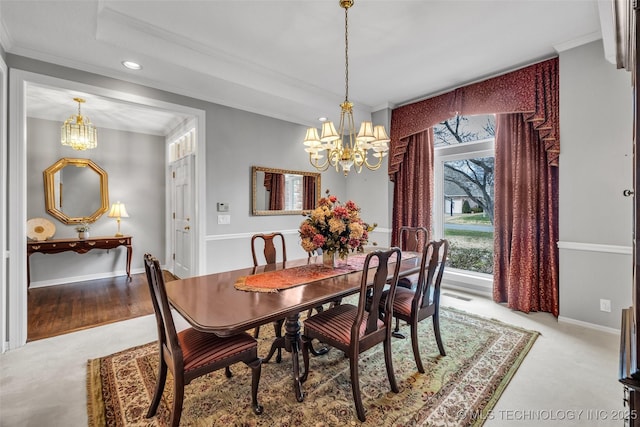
234;252;417;293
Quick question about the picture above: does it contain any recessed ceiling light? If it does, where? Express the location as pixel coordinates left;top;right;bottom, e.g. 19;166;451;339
318;117;328;122
122;61;142;70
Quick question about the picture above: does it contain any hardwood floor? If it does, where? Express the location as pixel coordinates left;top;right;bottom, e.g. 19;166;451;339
27;271;168;342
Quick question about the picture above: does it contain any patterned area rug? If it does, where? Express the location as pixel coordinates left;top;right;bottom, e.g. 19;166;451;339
87;303;538;427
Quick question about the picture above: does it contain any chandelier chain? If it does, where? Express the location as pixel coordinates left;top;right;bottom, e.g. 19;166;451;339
344;6;349;103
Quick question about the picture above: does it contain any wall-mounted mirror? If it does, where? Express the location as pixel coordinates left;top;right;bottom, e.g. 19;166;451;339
43;158;109;224
252;166;321;216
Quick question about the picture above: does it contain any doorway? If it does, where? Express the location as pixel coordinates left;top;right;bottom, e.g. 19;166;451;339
6;69;206;350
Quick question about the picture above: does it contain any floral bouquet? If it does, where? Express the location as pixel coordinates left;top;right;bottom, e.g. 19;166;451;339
75;222;90;232
299;190;376;259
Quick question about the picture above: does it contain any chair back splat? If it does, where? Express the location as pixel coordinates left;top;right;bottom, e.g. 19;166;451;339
144;253;263;426
251;232;287;266
399;226;429;252
301;247;403;422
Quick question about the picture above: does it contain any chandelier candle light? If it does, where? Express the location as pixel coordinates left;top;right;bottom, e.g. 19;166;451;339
108;201;129;237
61;97;98;151
303;0;390;176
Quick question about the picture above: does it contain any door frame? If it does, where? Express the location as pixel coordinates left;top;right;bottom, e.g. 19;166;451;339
0;55;7;352
6;69;206;350
166;124;197;277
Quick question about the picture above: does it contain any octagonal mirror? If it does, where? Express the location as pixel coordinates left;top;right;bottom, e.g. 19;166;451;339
43;157;109;224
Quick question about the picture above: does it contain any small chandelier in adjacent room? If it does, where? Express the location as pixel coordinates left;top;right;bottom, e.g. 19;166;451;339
303;0;390;176
61;97;97;151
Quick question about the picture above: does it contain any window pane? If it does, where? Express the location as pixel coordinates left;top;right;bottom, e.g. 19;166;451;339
433;115;495;147
284;174;303;210
443;156;494;274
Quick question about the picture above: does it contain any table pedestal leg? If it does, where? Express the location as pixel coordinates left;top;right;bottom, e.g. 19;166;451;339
284;312;304;402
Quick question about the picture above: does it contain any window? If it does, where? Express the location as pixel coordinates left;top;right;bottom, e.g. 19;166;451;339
284;174;303;210
433;115;495;285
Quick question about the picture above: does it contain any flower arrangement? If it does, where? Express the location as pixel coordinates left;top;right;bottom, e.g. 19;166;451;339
299;190;376;259
75;222;90;232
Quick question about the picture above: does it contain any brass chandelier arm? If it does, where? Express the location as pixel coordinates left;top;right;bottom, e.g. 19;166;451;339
309;153;330;171
363;154;385;171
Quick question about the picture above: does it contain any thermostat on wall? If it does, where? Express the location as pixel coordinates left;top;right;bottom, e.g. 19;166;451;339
217;202;229;212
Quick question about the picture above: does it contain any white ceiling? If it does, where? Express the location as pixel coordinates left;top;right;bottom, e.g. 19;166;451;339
0;0;606;135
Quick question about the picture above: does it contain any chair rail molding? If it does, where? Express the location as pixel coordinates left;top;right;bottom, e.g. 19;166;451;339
557;241;632;255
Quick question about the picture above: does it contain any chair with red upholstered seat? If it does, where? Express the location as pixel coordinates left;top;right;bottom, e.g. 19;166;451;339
144;253;263;426
300;248;402;422
386;239;448;373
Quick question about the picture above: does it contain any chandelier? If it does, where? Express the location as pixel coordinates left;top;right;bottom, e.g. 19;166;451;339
61;97;97;151
303;0;390;176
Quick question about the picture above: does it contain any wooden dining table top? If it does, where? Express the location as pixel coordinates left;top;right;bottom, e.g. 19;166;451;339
165;252;422;337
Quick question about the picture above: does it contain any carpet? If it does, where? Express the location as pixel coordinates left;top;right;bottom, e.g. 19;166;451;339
87;305;538;427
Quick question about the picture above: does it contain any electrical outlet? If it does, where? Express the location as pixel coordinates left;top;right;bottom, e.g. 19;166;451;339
217;214;231;225
600;299;611;313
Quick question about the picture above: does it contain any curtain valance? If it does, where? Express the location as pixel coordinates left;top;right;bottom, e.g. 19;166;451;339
389;57;559;180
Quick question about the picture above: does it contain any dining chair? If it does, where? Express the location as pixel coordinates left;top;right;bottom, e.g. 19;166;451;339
300;247;402;422
251;232;287;363
384;239;449;373
143;253;263;426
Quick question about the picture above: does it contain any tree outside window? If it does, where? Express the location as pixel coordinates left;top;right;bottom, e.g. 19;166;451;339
434;115;494;274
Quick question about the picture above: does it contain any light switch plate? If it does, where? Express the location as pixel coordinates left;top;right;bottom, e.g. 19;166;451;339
217;214;231;225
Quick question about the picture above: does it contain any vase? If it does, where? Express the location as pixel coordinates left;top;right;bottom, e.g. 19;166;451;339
323;251;337;268
78;231;88;239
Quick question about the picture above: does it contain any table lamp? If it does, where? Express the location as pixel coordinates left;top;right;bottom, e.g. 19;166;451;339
108;201;129;237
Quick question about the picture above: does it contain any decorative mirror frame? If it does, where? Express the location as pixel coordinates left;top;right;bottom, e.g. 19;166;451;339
252;166;321;216
43;157;109;224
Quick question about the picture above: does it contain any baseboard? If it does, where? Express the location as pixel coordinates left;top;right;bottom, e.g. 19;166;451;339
558;315;620;334
28;267;145;288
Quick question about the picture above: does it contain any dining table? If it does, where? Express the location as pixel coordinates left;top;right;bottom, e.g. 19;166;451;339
165;250;422;402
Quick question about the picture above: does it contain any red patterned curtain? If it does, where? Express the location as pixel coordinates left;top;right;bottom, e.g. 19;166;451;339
388;57;559;316
493;113;559;316
268;173;285;210
391;129;434;246
389;57;559;182
303;176;316;210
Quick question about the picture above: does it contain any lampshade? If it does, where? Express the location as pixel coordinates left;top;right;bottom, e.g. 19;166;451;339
61;97;97;151
320;121;340;142
108;202;129;219
108;201;129;237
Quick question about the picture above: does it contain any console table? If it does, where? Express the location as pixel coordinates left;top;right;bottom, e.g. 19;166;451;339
27;235;132;288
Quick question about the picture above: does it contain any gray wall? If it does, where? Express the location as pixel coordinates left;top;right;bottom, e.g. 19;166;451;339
202;103;391;272
558;40;633;329
26;118;165;285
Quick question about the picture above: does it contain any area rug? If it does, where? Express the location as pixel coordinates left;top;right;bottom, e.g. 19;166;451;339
87;305;538;427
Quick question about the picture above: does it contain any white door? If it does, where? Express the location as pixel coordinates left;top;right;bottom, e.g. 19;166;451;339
171;155;194;278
